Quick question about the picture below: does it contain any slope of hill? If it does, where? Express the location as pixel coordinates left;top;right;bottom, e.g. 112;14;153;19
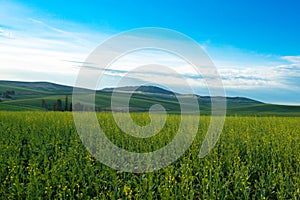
0;80;299;116
227;104;300;116
0;80;73;93
102;85;176;95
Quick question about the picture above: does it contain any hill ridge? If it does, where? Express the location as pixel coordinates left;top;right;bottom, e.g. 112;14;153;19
0;80;299;115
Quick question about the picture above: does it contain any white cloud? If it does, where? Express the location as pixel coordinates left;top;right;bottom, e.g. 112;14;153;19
66;47;300;92
0;2;109;84
281;55;300;63
218;63;300;90
0;28;14;39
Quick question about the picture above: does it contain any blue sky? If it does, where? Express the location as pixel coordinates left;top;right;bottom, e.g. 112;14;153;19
0;0;300;104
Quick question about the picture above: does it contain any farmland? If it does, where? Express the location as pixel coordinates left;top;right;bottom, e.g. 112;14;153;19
0;112;299;199
1;81;300;116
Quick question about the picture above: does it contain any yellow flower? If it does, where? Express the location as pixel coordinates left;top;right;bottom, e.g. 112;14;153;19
123;185;132;196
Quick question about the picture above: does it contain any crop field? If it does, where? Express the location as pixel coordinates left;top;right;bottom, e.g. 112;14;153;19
0;112;299;199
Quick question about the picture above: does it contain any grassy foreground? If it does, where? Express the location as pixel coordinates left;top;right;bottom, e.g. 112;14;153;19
0;112;299;199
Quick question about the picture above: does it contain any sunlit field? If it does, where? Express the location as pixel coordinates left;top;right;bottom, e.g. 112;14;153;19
0;112;299;199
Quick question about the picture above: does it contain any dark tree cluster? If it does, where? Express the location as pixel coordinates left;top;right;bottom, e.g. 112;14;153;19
73;102;84;111
52;99;63;111
41;96;72;111
72;102;95;111
41;99;47;110
2;90;15;98
41;95;97;112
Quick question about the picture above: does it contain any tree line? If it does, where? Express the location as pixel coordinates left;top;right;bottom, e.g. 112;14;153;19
41;95;102;111
1;90;15;99
41;96;72;111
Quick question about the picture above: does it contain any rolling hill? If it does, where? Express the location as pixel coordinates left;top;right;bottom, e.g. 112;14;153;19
0;80;299;116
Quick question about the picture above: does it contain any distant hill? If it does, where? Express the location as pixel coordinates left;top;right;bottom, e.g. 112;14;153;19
102;85;176;95
0;80;73;93
0;80;299;116
198;96;263;107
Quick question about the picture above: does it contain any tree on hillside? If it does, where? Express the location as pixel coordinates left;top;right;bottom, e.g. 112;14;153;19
64;96;68;111
73;102;83;111
53;99;63;111
41;99;47;110
56;99;62;111
6;91;15;95
2;92;11;99
2;90;15;99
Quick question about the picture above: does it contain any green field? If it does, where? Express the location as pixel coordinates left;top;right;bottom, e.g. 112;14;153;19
0;112;299;199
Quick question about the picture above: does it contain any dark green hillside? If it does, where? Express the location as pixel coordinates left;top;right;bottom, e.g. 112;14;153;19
227;104;300;116
0;80;72;93
0;81;299;116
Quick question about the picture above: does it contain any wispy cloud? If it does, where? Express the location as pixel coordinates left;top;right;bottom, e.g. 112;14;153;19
281;55;300;63
0;1;108;84
0;27;14;39
218;64;300;90
75;48;300;92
